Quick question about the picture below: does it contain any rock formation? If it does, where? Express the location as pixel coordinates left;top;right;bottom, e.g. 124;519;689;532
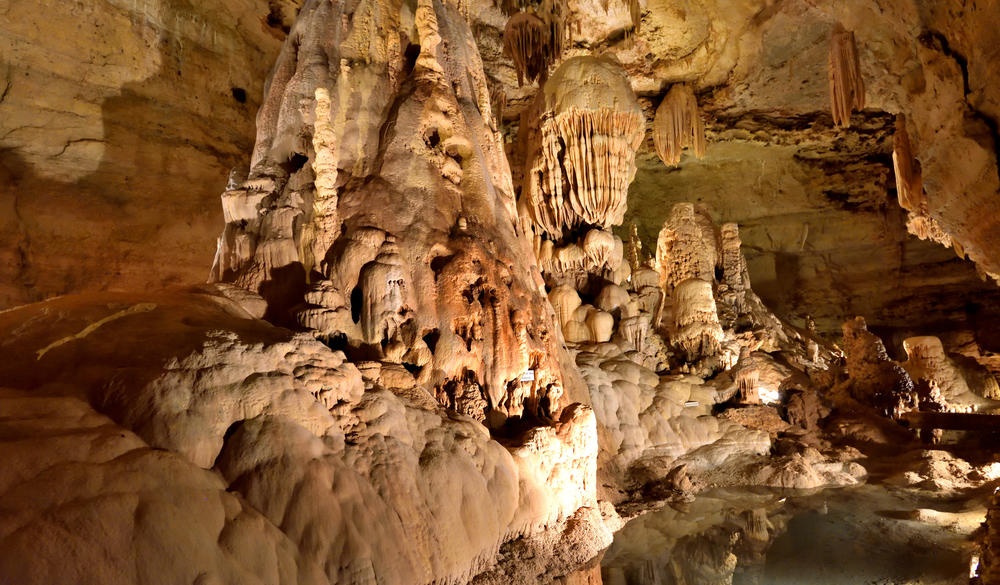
502;9;562;87
212;0;579;430
652;84;706;167
841;316;914;416
901;335;1000;411
828;23;865;128
517;54;644;277
0;291;605;585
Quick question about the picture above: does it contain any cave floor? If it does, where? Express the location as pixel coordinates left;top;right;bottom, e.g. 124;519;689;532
587;433;1000;585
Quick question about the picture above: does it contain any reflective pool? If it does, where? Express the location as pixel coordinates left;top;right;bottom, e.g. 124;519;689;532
596;485;984;585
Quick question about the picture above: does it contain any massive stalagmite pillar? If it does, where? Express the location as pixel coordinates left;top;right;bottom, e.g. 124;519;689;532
211;0;583;425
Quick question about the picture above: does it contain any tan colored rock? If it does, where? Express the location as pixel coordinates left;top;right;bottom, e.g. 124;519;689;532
902;335;997;410
671;279;724;363
518;55;645;242
503;10;561;87
655;203;719;294
828;23;865;128
652;84;706;167
214;0;582;425
841;316;914;416
0;0;288;307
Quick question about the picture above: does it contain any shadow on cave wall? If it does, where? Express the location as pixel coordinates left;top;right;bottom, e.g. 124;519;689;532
0;6;283;310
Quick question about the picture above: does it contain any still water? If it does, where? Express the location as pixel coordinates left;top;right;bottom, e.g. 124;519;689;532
592;484;984;585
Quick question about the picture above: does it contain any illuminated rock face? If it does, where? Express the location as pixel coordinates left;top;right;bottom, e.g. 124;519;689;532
901;335;1000;411
0;0;287;308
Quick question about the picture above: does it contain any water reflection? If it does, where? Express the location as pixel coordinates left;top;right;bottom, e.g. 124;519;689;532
596;486;978;585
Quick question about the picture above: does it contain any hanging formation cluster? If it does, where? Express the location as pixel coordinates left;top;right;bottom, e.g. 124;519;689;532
503;8;563;87
653;84;706;167
828;23;865;128
519;55;645;245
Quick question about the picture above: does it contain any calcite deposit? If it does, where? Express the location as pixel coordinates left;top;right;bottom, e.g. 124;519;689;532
652;83;706;167
6;0;1000;582
516;54;645;275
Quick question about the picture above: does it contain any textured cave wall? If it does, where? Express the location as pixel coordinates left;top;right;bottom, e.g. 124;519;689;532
0;0;296;308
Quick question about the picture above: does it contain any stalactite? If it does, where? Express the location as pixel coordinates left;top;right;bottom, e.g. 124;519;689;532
626;0;640;32
527;108;644;236
519;56;645;243
652;84;705;167
489;78;506;127
828;23;865;128
891;114;921;213
891;115;955;249
503;11;558;87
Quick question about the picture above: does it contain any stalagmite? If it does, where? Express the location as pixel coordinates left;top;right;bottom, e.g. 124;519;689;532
586;309;614;343
519;55;645;241
359;239;407;345
582;228;620;271
307;86;341;277
672;278;725;362
828;23;865;128
503;11;561;87
548;284;583;329
841;317;914;415
902;336;989;409
733;347;763;405
655;203;719;293
595;283;630;316
652;84;706;167
619;314;649;351
720;223;750;292
625;222;645;274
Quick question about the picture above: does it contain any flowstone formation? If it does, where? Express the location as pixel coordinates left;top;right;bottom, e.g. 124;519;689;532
902;336;1000;412
212;0;577;430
